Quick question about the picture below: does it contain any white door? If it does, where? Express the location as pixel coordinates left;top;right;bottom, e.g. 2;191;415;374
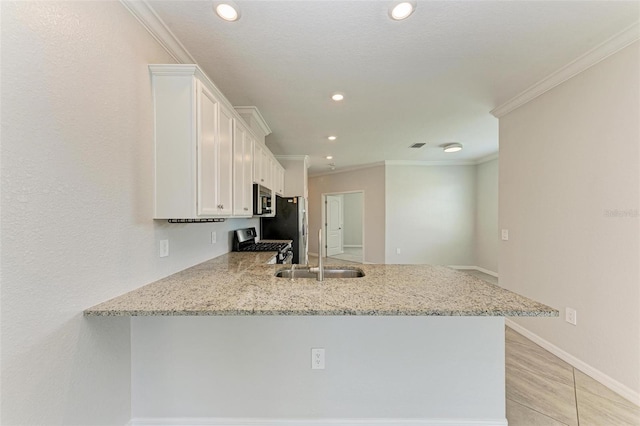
326;195;343;257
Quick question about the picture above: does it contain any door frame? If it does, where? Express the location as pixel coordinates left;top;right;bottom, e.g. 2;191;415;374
320;190;365;263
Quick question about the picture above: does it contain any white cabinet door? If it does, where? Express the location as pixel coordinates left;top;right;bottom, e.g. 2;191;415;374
262;149;271;189
197;82;220;216
243;134;254;214
278;164;285;195
254;143;264;185
217;104;234;215
233;123;253;217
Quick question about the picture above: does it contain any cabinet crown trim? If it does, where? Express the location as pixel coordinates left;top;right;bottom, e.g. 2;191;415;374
234;106;272;137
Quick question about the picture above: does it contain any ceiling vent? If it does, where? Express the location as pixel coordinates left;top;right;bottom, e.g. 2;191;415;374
410;143;426;148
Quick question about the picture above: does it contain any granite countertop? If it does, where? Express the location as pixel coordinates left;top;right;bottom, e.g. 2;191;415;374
84;252;558;317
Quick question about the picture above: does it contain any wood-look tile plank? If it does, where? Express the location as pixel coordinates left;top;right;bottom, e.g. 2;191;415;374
576;387;640;426
506;335;574;387
507;398;570;426
506;360;579;426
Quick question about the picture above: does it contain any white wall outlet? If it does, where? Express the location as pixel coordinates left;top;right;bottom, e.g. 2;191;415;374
159;239;169;257
501;229;509;241
311;348;325;370
396;248;401;254
565;307;577;325
211;231;217;244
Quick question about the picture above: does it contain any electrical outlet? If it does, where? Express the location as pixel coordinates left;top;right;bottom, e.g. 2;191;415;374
311;348;325;370
211;231;217;244
501;229;509;241
159;239;169;257
565;307;577;325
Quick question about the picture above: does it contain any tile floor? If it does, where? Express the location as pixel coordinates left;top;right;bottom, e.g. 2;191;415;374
462;269;640;426
327;246;363;263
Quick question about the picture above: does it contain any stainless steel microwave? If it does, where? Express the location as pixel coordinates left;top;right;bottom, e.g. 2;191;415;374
253;184;272;215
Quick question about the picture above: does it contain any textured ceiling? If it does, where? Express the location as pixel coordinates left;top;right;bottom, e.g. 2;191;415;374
149;1;639;174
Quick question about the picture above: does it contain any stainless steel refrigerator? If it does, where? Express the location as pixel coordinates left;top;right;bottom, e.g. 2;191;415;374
261;195;308;264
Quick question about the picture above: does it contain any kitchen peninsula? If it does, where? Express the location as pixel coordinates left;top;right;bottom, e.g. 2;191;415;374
86;252;556;425
85;252;555;317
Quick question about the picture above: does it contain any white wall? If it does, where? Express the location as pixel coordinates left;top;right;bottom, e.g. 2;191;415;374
385;165;477;265
1;2;257;424
132;316;505;422
342;192;363;246
475;158;499;273
499;42;639;397
308;166;385;264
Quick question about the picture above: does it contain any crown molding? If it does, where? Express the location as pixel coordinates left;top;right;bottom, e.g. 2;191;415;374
309;154;501;177
120;0;195;64
475;153;499;164
491;22;640;118
275;155;311;168
385;160;477;167
234;106;272;136
309;162;385;178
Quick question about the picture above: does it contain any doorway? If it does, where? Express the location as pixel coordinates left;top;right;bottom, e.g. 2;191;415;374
322;191;364;264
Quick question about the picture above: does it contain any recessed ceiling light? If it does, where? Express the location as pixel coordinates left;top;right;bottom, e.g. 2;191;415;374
328;136;337;141
389;1;415;20
214;2;240;21
443;143;463;153
326;156;333;160
331;93;344;101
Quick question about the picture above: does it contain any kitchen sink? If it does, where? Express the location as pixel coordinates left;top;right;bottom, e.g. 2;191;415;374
275;267;365;279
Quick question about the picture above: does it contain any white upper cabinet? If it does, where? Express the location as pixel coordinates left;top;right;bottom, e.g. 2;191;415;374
254;142;271;188
273;161;285;196
151;64;236;219
276;155;309;198
233;122;254;217
217;103;234;215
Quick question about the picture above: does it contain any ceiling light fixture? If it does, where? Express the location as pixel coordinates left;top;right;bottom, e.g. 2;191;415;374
331;93;344;101
326;156;333;160
214;2;240;21
328;136;337;141
389;1;416;20
443;143;463;153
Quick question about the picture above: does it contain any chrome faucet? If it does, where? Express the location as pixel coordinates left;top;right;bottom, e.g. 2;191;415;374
309;229;324;281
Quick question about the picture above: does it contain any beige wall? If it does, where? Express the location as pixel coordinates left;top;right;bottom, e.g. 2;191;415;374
499;42;639;395
308;166;385;264
475;158;499;273
385;165;477;265
1;2;258;423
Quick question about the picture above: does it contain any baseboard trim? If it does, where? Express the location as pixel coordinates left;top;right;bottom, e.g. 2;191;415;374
343;245;363;248
308;251;318;257
130;418;508;426
474;267;498;278
448;266;499;278
505;319;640;407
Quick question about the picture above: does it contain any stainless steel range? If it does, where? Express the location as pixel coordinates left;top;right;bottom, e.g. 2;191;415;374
232;227;293;264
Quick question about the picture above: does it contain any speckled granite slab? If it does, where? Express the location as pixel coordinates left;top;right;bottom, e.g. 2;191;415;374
84;252;558;317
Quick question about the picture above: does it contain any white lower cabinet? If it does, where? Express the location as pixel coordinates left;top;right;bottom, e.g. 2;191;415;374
151;65;233;219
